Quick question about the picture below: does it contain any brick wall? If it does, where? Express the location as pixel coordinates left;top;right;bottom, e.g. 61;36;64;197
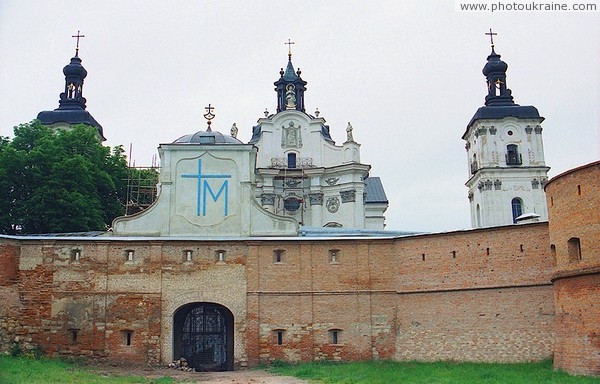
546;161;600;376
1;223;556;368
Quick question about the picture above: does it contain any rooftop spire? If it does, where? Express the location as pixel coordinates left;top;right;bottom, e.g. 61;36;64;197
485;28;497;52
72;30;85;57
274;40;307;113
285;38;295;60
482;29;515;106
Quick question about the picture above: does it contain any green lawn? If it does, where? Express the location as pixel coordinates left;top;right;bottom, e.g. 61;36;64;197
0;356;174;384
269;360;600;384
2;356;600;384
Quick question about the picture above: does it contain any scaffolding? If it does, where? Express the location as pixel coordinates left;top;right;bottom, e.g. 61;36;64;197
124;166;160;216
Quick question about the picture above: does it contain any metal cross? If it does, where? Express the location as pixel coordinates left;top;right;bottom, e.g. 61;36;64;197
485;28;497;47
203;104;215;131
285;39;295;57
72;30;85;54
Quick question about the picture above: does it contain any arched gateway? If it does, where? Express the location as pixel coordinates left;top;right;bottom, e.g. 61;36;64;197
173;302;234;371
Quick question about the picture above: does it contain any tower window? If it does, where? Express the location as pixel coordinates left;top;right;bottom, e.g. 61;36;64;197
506;144;522;165
511;198;523;223
125;250;135;262
287;153;297;169
184;250;193;262
216;250;226;262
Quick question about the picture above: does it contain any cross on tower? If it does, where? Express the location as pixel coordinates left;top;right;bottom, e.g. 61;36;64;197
203;103;215;131
285;39;295;58
485;28;497;48
72;30;85;55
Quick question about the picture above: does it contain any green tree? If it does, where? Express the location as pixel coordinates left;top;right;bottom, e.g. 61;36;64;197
0;120;128;234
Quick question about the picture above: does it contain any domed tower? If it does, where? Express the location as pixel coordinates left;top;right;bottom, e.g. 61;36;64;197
37;32;105;141
462;31;550;228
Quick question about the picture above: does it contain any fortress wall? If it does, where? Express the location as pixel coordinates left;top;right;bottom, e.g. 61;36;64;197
546;161;600;376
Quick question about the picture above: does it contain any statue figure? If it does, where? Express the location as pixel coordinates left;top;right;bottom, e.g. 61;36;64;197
346;122;354;142
285;84;296;109
230;123;238;138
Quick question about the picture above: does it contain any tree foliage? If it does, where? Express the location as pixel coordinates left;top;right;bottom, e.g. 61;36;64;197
0;121;129;234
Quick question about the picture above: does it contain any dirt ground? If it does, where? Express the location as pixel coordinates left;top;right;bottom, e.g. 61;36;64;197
91;365;311;384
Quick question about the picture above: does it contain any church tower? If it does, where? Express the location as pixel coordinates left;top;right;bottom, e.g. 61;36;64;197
37;32;105;141
463;32;549;228
250;48;388;230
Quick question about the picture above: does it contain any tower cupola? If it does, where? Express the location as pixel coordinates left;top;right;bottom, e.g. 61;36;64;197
37;31;105;141
274;41;307;113
482;30;514;106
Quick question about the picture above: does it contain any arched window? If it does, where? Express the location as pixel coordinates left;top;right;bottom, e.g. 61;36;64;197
511;198;523;223
476;204;481;227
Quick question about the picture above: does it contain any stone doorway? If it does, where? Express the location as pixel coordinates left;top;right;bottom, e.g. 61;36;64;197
173;302;234;371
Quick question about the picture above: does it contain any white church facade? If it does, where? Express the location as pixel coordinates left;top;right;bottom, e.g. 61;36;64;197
113;52;389;237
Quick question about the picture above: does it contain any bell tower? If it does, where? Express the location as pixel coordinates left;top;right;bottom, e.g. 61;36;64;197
274;40;307;113
37;31;105;141
463;30;550;228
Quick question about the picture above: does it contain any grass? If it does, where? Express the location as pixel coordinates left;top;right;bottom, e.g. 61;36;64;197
268;360;600;384
0;355;175;384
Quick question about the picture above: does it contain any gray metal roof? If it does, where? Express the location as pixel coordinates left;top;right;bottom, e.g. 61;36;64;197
364;177;388;204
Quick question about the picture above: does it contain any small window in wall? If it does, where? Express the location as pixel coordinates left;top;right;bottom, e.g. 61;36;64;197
71;249;81;262
274;330;285;345
330;329;342;345
184;250;193;262
511;198;523;223
274;249;285;263
125;250;135;262
123;330;133;346
69;329;79;344
567;237;582;262
550;244;557;266
216;250;226;262
329;249;340;263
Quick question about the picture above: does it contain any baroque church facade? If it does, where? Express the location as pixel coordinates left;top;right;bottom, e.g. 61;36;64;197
0;39;599;377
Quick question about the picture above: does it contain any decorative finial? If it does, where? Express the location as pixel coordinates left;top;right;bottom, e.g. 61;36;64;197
264;108;269;117
72;30;85;57
485;28;497;49
315;108;320;117
285;38;295;60
230;123;238;138
203;103;215;132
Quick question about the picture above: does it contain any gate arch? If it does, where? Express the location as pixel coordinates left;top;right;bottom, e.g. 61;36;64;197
173;302;234;371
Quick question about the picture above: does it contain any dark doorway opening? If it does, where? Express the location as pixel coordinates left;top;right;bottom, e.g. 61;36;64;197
173;302;234;371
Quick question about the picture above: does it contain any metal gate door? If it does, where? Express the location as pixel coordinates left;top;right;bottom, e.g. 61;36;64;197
181;305;228;371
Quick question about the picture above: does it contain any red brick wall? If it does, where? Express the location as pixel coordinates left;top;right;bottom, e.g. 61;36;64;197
246;224;554;365
1;222;556;368
546;161;600;376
